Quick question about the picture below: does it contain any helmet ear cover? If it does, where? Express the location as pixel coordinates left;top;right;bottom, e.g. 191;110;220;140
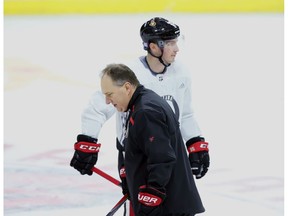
156;40;165;49
147;39;165;50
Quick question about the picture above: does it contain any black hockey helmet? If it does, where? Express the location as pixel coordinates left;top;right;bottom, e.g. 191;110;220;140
140;17;180;50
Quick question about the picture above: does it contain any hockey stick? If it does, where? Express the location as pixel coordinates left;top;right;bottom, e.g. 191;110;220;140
106;194;129;216
91;166;122;187
91;167;129;215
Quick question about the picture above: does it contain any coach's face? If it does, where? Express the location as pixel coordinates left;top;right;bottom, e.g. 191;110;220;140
101;74;132;112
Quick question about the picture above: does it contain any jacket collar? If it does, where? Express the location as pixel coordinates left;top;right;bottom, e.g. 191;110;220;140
126;85;144;112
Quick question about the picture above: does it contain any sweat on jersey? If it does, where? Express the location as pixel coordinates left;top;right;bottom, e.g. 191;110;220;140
123;85;205;215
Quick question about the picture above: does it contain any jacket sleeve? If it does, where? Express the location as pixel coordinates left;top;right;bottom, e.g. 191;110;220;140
132;109;177;189
81;91;116;139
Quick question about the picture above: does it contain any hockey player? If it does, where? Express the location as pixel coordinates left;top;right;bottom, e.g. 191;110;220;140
101;63;205;216
70;17;210;214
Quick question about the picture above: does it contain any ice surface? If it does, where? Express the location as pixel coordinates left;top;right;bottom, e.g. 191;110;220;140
3;14;284;215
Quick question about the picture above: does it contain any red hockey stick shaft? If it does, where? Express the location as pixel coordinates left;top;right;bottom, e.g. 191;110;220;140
92;167;129;215
106;194;129;216
91;166;122;187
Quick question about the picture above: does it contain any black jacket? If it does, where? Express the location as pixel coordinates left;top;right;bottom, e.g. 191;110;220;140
124;85;205;215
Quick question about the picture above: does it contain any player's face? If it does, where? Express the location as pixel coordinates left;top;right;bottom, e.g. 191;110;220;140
101;75;130;112
162;38;179;64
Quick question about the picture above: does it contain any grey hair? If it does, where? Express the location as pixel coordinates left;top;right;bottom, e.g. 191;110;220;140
101;63;140;87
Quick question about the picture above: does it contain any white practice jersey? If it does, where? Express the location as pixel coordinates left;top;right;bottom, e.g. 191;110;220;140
81;56;202;146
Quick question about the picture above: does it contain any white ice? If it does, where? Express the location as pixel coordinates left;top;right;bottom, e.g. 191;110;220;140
3;13;284;215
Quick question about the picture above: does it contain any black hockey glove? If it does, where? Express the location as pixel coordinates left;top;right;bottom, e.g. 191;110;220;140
186;137;209;179
119;166;130;198
70;134;101;176
138;185;166;216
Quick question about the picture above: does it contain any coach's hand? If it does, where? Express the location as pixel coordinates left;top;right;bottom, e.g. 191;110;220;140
70;134;101;175
138;185;166;216
186;137;209;179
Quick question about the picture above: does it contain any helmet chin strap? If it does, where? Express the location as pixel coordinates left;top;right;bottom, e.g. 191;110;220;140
148;49;171;68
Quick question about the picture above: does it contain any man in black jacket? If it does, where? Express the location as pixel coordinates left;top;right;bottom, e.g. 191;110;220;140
100;63;206;216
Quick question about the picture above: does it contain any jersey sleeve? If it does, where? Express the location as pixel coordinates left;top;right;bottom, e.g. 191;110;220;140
179;71;202;141
81;91;116;139
132;109;176;189
181;77;201;141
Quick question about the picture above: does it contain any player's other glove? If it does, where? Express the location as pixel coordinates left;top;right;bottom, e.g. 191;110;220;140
186;137;209;179
119;166;130;198
137;185;166;216
70;134;101;176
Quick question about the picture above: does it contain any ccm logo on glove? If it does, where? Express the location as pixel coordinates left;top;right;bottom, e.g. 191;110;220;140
74;142;101;153
187;141;209;153
138;192;162;206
